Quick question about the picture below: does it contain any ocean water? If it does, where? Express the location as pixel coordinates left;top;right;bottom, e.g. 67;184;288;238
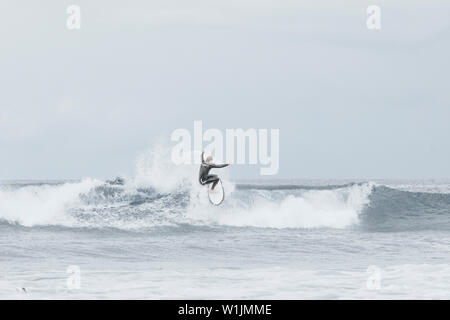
1;169;450;299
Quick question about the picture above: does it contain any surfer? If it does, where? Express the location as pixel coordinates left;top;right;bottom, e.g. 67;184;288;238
199;150;231;192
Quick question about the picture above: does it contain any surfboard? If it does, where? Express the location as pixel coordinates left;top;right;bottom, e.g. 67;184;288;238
208;179;225;206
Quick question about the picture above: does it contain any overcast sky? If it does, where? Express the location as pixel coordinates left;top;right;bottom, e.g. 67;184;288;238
0;0;449;180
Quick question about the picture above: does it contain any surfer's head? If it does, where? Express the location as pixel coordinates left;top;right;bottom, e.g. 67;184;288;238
206;156;213;164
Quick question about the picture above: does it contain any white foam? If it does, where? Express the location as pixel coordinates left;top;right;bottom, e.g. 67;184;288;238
4;263;448;299
187;183;374;229
132;144;198;193
0;179;101;227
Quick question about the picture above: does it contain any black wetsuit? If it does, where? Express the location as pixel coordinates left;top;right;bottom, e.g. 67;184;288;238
199;151;229;190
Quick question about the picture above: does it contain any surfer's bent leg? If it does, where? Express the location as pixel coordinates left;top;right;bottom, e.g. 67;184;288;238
205;174;219;190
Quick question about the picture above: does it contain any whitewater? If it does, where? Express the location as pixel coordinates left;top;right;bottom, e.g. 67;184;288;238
1;149;450;299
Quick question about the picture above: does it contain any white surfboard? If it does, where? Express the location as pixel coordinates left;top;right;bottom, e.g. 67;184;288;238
208;179;225;206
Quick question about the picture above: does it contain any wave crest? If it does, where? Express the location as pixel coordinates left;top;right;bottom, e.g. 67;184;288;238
0;179;102;227
187;183;374;229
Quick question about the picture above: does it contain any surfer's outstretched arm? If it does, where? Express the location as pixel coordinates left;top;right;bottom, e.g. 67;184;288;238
210;163;229;169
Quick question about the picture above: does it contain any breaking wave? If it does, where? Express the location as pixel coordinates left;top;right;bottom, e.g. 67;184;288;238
1;147;450;232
